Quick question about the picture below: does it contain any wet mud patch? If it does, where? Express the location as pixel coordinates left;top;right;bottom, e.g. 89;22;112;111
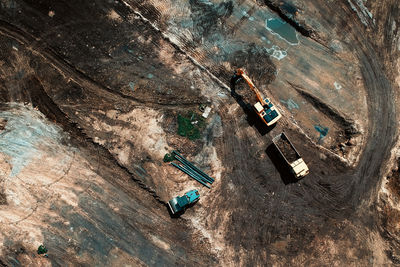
55;81;86;103
188;0;234;43
0;190;6;205
232;44;276;78
387;164;400;198
217;44;277;87
281;2;297;16
228;45;277;106
0;241;29;266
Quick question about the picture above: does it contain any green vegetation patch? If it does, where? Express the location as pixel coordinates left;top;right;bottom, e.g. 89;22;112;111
177;111;206;140
163;153;175;162
37;245;48;255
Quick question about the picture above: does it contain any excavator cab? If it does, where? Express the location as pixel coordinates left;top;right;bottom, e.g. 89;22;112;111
258;98;281;125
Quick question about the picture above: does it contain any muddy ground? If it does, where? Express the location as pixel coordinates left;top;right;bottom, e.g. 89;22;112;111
0;0;399;266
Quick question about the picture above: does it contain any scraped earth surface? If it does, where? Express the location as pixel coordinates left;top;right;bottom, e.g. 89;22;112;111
0;0;399;266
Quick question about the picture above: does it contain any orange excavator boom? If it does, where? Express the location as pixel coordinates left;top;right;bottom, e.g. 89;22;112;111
235;68;265;105
234;68;282;126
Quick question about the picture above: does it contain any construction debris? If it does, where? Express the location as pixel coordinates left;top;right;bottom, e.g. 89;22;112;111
202;106;212;118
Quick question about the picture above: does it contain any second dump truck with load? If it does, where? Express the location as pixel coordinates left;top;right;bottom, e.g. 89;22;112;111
272;132;309;179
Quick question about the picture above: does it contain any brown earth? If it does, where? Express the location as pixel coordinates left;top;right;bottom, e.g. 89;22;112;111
0;0;399;266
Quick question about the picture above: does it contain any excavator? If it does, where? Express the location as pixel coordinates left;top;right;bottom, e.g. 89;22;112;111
233;68;282;126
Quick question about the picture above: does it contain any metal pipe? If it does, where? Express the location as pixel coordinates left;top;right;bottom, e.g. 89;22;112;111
174;156;214;184
172;151;215;183
171;162;211;188
173;156;214;184
172;163;211;189
182;160;214;184
181;164;212;185
177;163;211;185
173;151;214;182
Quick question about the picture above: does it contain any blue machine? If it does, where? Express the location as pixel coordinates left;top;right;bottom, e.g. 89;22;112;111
262;98;279;124
168;189;200;214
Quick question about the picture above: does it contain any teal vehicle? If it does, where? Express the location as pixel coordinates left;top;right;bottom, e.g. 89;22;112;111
168;189;200;215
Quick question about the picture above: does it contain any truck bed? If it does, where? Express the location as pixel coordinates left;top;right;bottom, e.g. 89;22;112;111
273;133;300;163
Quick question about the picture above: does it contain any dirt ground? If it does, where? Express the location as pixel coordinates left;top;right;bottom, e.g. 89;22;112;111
0;0;399;266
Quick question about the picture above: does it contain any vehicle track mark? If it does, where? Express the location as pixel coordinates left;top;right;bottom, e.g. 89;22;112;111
287;81;359;136
120;0;232;94
0;20;201;109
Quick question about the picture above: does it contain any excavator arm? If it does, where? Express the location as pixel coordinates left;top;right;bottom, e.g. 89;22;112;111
234;68;282;126
235;68;266;105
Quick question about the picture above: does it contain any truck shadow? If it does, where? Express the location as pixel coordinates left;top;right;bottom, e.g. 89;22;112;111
230;76;275;136
166;204;182;218
266;144;298;185
166;201;198;219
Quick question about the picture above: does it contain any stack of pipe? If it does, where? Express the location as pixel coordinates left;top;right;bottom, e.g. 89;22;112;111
170;150;214;188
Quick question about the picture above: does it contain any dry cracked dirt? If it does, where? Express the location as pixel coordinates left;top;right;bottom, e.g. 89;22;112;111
0;0;400;266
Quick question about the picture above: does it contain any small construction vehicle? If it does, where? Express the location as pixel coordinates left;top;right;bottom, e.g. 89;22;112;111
234;68;282;126
272;132;309;179
168;189;200;215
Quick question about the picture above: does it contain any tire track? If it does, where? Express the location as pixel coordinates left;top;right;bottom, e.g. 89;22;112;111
0;29;170;210
120;0;232;93
0;20;200;109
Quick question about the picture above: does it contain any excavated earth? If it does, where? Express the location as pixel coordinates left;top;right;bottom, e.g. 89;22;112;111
0;0;399;266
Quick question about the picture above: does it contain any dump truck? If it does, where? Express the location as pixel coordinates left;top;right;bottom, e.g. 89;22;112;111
234;68;282;126
168;189;200;215
272;132;309;179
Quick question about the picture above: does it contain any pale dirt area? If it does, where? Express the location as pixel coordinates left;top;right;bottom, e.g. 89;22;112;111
105;107;170;162
80;105;225;202
107;9;123;22
0;105;85;265
0;104;214;265
289;229;390;266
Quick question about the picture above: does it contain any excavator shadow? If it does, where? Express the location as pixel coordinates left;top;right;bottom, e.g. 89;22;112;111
266;144;298;185
230;76;275;136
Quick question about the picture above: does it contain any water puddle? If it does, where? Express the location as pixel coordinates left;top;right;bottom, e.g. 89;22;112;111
266;18;298;45
314;125;329;141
